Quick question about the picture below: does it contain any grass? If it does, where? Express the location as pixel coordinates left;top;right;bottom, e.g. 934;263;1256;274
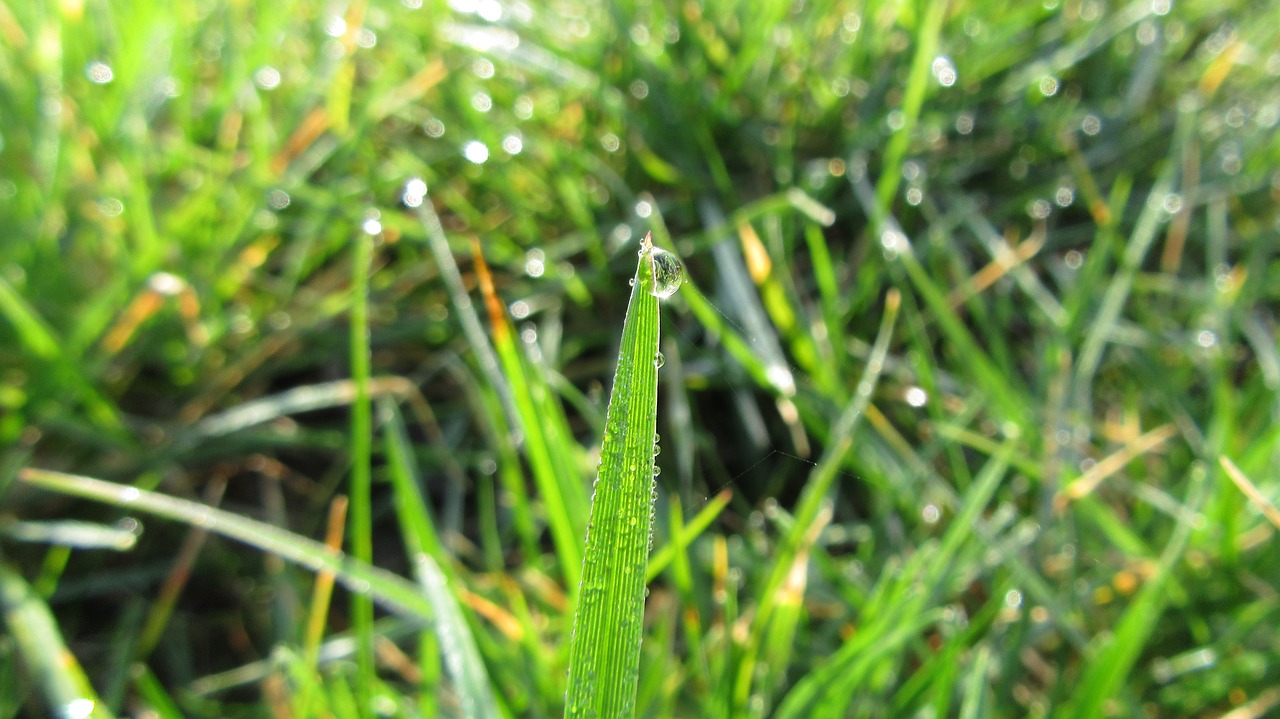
565;233;673;718
2;0;1279;717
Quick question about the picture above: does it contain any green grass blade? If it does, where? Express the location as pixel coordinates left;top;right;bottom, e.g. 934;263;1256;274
564;234;676;719
0;274;61;359
129;663;184;719
413;554;500;719
380;398;501;718
874;0;946;212
16;468;436;623
349;230;376;714
0;562;116;719
1061;464;1210;719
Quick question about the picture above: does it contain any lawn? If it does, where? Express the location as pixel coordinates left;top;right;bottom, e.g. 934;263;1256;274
1;0;1278;717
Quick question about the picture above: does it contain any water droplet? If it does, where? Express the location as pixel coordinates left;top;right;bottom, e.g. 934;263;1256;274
253;66;281;90
85;61;113;84
647;247;683;299
60;698;96;719
514;95;534;119
931;56;957;87
99;198;124;217
525;248;545;277
629;277;636;287
922;504;940;524
402;177;427;207
472;58;495;78
904;386;928;407
463;140;489;164
653;352;665;369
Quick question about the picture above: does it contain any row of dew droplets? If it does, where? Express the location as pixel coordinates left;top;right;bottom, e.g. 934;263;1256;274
641;232;682;561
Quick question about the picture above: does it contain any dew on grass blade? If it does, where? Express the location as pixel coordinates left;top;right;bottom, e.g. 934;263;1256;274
647;247;683;299
59;698;96;719
402;177;427;207
85;62;113;84
654;351;665;369
462;140;489;164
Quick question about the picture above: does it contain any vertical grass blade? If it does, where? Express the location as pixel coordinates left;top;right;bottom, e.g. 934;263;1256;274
349;230;376;713
564;234;677;719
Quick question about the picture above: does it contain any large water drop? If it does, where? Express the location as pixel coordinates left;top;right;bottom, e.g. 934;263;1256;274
648;247;683;299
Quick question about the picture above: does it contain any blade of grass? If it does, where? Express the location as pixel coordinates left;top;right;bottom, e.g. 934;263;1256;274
16;468;436;623
1060;462;1209;718
736;288;900;713
413;554;500;719
0;562;116;719
298;495;347;715
134;475;228;660
563;233;676;719
874;0;946;212
851;167;1027;427
349;228;375;714
129;663;184;719
380;397;502;718
473;236;586;585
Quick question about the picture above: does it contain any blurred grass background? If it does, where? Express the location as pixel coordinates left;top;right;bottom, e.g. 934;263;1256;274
1;0;1279;716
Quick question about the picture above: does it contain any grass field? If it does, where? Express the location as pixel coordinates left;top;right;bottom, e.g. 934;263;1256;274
2;0;1279;717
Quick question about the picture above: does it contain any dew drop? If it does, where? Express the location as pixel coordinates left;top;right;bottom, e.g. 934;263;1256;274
463;140;489;164
60;698;96;719
654;351;665;369
648;247;683;299
904;386;928;407
629;277;636;287
922;504;941;524
85;61;113;84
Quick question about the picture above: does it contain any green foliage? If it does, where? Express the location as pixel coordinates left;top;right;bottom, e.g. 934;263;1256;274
2;0;1279;717
565;235;672;718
